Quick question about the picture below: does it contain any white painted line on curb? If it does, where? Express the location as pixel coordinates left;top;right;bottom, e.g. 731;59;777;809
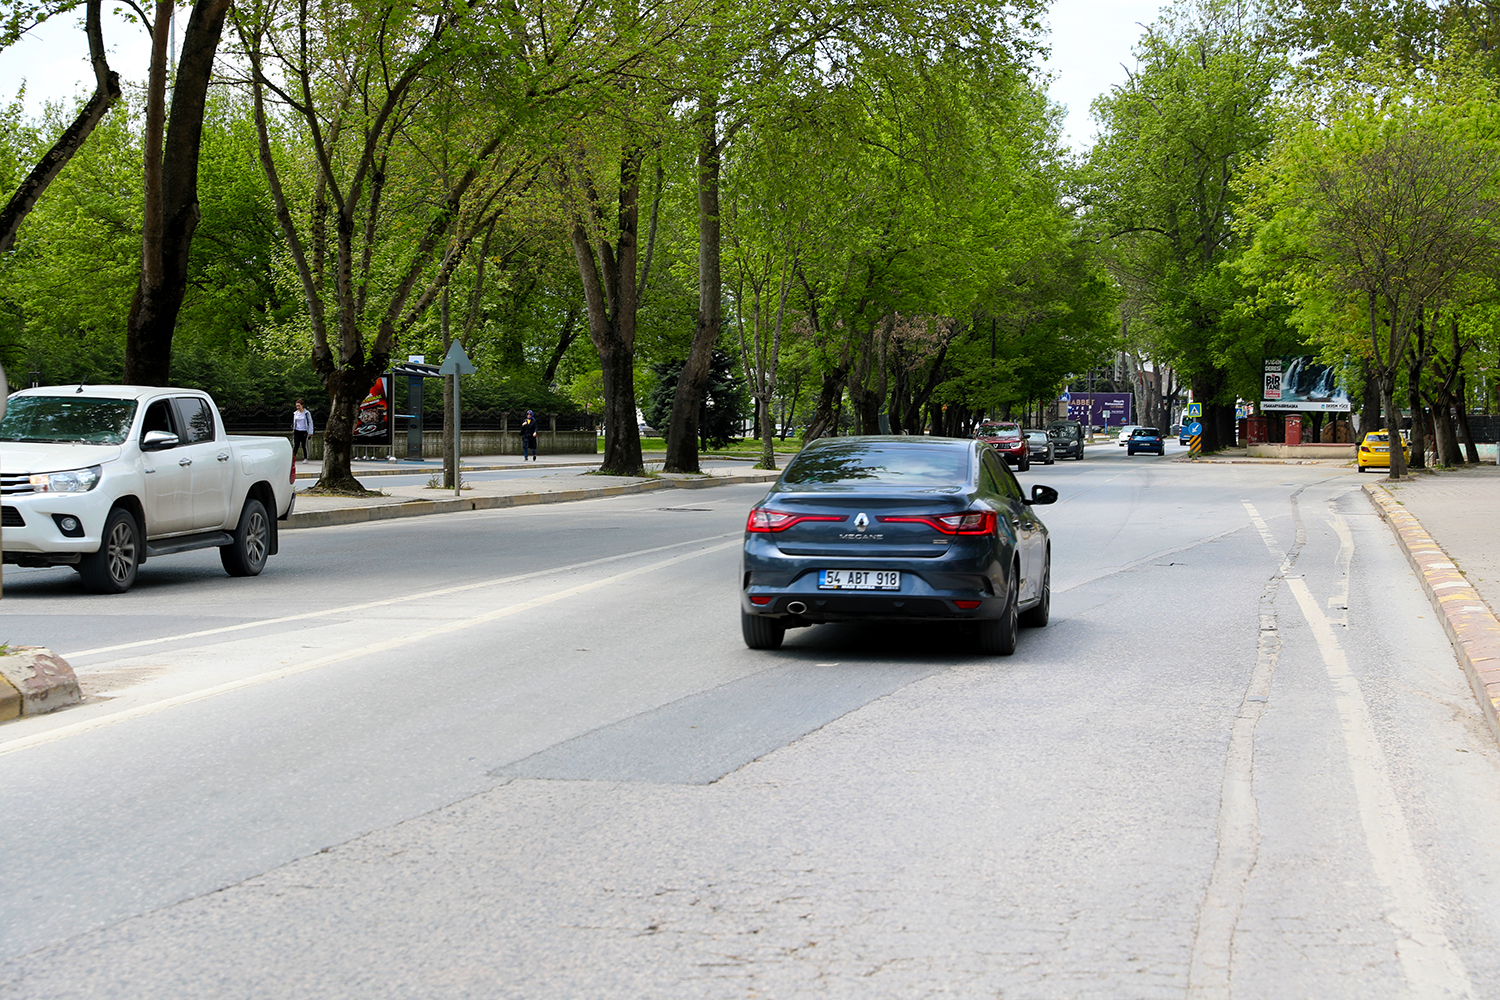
3;540;742;757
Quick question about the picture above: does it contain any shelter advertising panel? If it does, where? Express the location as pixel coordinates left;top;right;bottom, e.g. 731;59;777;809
354;374;392;445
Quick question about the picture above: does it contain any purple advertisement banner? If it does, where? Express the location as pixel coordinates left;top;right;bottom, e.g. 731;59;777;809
1065;392;1133;428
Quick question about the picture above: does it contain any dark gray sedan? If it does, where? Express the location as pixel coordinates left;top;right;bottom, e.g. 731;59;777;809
740;436;1056;654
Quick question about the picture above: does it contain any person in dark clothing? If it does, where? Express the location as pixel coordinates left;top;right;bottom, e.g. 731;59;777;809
521;410;539;461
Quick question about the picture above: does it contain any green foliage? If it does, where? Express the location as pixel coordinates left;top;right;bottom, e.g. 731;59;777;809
1087;0;1289;406
642;350;748;447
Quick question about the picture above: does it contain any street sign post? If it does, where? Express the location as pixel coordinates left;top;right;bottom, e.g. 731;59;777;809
1188;420;1203;457
439;341;477;497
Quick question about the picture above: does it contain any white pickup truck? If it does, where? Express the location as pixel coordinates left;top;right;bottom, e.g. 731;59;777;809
1;385;296;593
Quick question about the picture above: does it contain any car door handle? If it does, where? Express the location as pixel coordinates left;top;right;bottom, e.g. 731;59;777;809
179;458;193;467
216;452;230;462
144;467;156;474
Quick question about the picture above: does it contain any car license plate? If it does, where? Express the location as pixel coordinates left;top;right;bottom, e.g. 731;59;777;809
818;569;900;590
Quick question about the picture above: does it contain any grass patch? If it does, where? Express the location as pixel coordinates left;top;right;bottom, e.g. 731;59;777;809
637;436;804;456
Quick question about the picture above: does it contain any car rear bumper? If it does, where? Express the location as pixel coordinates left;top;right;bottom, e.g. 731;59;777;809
741;541;1007;623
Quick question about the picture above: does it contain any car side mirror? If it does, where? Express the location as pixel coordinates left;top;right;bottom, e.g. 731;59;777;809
1027;485;1058;505
142;430;179;451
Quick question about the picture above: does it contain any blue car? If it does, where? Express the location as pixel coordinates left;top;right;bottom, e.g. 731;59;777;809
1127;426;1165;455
740;436;1057;655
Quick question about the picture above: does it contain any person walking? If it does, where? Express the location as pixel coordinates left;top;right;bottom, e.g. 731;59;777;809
292;399;313;461
520;410;539;461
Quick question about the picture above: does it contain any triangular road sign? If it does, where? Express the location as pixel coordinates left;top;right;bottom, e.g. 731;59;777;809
438;340;477;375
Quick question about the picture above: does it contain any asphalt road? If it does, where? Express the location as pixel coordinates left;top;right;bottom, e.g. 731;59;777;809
3;445;1499;998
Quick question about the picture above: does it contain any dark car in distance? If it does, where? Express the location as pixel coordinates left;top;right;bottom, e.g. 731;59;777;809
740;436;1057;655
1126;426;1165;455
1024;429;1055;465
1046;420;1085;460
975;421;1029;470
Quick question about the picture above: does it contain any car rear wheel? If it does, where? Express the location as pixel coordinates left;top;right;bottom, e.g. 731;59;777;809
977;573;1019;655
1020;554;1050;628
220;498;271;577
79;507;140;594
741;611;786;650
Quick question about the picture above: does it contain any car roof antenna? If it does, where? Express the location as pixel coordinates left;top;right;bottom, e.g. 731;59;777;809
77;384;85;393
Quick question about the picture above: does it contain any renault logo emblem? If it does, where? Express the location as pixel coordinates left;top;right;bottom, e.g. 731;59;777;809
854;512;870;531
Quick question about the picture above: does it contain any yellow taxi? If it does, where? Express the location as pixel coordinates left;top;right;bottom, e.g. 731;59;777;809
1356;430;1409;472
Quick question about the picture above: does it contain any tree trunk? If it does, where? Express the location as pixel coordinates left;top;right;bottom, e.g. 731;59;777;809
318;361;386;491
1360;362;1382;438
124;0;232;385
1382;381;1406;479
567;146;646;477
664;97;721;474
0;2;120;255
804;364;847;442
1407;372;1427;469
1191;369;1234;452
1457;375;1481;463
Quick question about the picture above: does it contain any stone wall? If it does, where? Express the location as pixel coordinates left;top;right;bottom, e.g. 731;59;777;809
253;429;598;460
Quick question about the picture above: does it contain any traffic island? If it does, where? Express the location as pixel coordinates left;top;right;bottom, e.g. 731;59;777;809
0;647;81;722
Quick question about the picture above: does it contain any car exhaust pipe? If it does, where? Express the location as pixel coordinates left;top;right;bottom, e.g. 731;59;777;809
786;601;808;615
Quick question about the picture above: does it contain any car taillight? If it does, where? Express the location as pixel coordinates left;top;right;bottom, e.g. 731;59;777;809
879;510;997;535
745;508;847;532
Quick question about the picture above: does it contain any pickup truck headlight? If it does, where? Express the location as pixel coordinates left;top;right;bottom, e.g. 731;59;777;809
28;466;102;493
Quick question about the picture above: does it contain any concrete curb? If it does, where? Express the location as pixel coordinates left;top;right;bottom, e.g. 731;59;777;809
283;470;781;530
0;647;81;721
1364;484;1500;748
294;461;605;480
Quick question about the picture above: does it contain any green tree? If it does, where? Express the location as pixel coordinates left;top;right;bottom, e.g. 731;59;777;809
1088;0;1285;451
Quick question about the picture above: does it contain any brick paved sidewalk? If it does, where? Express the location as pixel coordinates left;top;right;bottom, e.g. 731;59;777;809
1377;465;1500;616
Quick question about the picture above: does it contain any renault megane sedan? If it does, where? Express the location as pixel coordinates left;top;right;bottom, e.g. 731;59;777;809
740;436;1057;655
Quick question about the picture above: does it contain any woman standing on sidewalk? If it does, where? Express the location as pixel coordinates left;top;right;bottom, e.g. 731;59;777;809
292;400;313;460
520;410;539;461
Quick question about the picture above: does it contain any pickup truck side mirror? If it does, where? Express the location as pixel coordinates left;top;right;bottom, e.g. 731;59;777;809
142;430;180;451
1026;484;1059;506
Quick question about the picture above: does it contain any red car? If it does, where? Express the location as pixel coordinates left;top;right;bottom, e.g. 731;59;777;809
975;421;1030;470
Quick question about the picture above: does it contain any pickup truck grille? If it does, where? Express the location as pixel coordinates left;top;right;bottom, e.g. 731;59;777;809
1;473;36;496
1;506;23;527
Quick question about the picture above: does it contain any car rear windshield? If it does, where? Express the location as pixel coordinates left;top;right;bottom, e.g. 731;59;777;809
1133;428;1160;436
782;442;971;486
0;396;138;445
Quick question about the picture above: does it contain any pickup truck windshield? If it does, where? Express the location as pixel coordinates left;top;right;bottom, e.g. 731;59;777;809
0;396;138;444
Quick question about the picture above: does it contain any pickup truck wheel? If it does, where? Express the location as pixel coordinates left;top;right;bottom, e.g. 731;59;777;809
221;498;270;577
80;508;140;594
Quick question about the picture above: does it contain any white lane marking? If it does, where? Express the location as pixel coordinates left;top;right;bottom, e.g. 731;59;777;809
1287;577;1475;998
3;540;741;757
1242;501;1280;556
63;532;738;659
1326;504;1354;622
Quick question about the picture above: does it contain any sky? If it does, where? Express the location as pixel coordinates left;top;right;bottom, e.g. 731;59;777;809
0;1;1168;156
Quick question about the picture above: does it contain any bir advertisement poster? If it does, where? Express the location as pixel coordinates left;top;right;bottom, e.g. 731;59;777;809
354;374;392;445
1065;392;1133;429
1262;357;1350;412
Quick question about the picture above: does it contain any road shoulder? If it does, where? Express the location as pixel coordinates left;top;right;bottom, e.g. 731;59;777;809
1365;479;1500;748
